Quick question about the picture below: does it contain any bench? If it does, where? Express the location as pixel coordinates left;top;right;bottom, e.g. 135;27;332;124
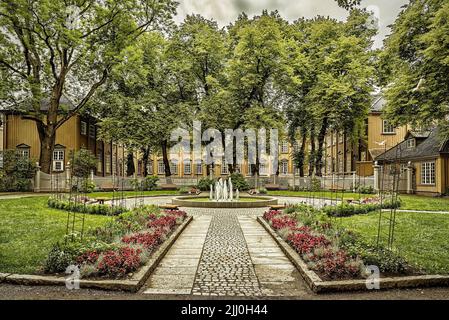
159;204;179;211
96;197;108;205
270;205;286;211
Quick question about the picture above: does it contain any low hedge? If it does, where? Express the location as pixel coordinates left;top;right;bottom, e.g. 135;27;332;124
323;199;401;217
47;198;128;216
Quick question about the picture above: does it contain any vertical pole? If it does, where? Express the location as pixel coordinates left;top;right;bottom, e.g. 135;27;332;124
34;162;41;193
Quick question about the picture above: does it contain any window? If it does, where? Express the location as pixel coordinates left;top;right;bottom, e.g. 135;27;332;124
89;124;95;139
221;159;229;175
147;160;153;175
382;120;395;134
53;149;65;171
406;139;416;148
170;162;178;175
293;141;300;152
195;162;203;175
280;160;288;175
80;121;87;136
105;157;111;174
259;163;268;176
157;160;165;174
53;150;64;161
18;149;30;159
421;162;435;185
184;161;191;175
281;141;289;153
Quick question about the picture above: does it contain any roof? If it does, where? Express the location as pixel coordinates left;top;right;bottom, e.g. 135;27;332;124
370;94;386;112
1;94;77;113
376;128;449;162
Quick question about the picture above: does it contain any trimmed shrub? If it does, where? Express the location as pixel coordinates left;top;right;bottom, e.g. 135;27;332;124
196;177;215;191
142;175;159;191
229;173;250;191
0;150;36;192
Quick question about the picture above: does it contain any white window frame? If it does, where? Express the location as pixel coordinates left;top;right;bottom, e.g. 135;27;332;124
147;160;153;175
221;159;229;175
52;149;65;172
80;121;87;136
157;160;165;175
18;149;30;159
382;120;395;134
195;162;203;175
89;124;95;139
281;141;289;153
184;161;191;175
280;160;288;175
421;162;435;185
406;139;416;148
170;162;178;175
259;163;268;176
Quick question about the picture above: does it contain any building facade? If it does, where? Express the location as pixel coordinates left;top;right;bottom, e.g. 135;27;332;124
0;110;125;177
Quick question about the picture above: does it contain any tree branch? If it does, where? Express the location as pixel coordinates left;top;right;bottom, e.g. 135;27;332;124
55;67;110;129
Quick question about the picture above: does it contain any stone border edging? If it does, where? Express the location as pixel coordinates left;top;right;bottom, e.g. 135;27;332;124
257;216;449;293
1;216;193;292
172;196;278;208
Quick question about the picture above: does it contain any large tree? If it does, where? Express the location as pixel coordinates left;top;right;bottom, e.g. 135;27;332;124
96;31;195;180
381;0;449;134
0;0;177;173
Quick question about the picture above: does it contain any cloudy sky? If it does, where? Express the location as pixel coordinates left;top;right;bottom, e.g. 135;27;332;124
174;0;409;48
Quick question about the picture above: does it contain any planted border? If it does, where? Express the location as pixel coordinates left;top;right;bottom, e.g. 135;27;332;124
258;217;449;293
2;216;192;292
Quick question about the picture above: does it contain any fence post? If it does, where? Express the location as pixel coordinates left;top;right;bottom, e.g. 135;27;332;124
352;171;356;192
406;161;414;194
90;169;94;182
373;161;381;193
65;162;71;192
34;162;41;193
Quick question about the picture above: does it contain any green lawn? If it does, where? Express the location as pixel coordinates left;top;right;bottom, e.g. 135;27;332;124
268;191;449;212
337;211;449;274
0;197;109;274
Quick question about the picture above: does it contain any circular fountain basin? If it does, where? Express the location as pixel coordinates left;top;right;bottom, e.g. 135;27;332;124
172;196;278;208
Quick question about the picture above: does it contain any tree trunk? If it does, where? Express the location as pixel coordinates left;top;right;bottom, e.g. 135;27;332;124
36;122;56;174
161;140;172;183
315;117;329;177
126;153;135;177
141;146;151;177
299;128;307;177
308;128;316;176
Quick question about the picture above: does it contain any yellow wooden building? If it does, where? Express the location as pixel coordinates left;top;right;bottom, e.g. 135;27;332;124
0;107;125;177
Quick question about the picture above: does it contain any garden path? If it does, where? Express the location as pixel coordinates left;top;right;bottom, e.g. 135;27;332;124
141;207;310;297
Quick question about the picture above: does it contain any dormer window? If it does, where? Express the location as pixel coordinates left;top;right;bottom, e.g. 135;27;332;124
406;138;416;149
16;144;30;159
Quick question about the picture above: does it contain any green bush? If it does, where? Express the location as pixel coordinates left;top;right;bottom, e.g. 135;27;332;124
47;198;127;216
357;185;375;194
196;177;215;191
71;149;97;178
80;180;96;193
44;242;79;273
0;150;36;192
142;176;159;191
229;173;250;191
323;199;401;217
259;187;267;194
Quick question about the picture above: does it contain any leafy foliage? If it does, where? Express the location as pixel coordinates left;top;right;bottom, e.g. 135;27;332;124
0;150;36;192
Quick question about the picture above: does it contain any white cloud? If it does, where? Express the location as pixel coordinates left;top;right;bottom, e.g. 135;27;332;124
174;0;409;48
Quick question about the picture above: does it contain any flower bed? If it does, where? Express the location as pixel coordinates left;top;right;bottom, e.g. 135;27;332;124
263;204;415;281
43;206;188;279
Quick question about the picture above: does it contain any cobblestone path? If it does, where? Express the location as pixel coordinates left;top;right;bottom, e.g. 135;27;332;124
142;207;310;297
192;212;262;296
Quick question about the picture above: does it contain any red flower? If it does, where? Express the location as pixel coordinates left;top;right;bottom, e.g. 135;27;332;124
147;215;177;230
97;247;141;277
270;216;298;230
287;232;330;254
76;250;100;265
263;210;282;221
122;230;163;249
